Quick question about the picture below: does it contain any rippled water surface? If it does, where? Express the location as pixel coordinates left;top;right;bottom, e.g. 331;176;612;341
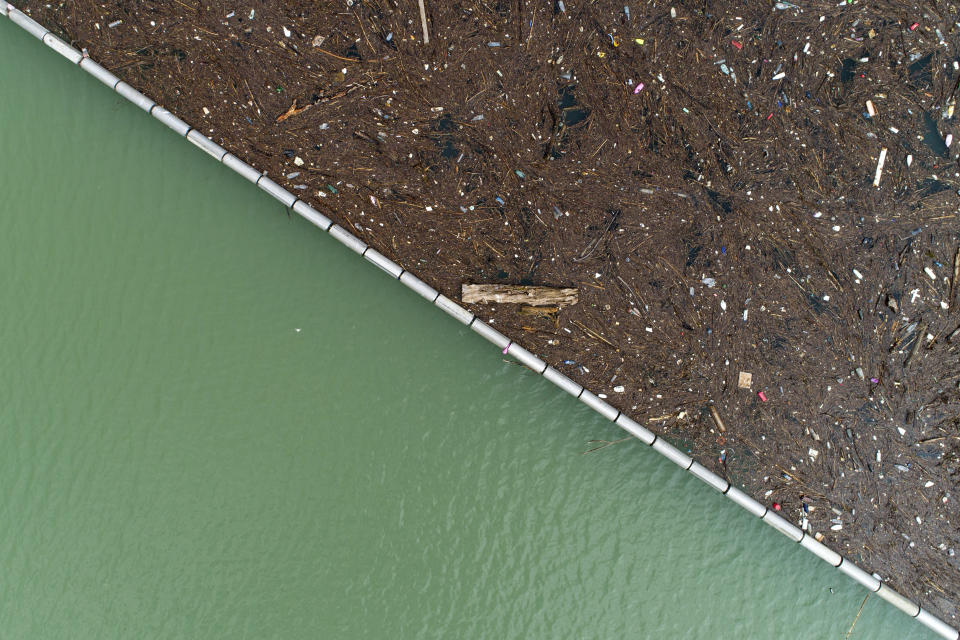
0;19;936;639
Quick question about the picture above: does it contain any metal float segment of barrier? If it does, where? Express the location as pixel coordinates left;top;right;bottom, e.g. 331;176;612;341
837;557;882;593
186;129;228;161
7;6;47;39
917;609;960;640
399;272;439;302
689;461;730;493
150;106;191;138
505;342;547;373
115;81;155;113
470;320;511;351
798;532;842;567
762;509;804;543
614;413;657;446
42;32;81;64
652;437;694;470
222;153;262;185
724;485;767;518
875;582;921;618
5;5;956;637
79;58;121;89
542;366;583;399
363;248;403;279
328;224;367;255
256;176;297;209
434;294;474;325
292;200;333;233
578;389;619;421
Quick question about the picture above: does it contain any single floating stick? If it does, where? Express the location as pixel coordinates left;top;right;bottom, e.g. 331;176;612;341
418;0;429;44
905;322;926;367
709;405;726;432
873;147;887;187
951;246;960;308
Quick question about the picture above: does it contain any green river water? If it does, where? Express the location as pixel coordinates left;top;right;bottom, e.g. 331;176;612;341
0;19;937;639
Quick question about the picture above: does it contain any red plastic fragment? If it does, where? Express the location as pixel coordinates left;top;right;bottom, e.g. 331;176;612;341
758;391;768;402
731;40;743;50
909;22;919;31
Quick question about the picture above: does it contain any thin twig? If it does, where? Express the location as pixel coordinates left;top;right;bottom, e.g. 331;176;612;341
845;593;870;639
582;436;632;454
951;246;959;309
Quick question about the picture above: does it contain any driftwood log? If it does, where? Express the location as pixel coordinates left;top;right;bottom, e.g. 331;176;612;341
461;284;578;307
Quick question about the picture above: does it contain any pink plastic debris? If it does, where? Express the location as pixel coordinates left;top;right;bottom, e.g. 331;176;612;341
909;22;919;30
758;391;767;402
633;82;644;94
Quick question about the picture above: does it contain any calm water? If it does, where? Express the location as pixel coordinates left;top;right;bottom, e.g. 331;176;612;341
0;19;936;639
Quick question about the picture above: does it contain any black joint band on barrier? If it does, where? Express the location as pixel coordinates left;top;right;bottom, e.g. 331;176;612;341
255;175;264;187
722;483;731;495
396;269;405;280
913;609;921;618
760;507;769;518
684;458;694;471
291;198;301;210
649;434;658;446
613;411;621;422
431;292;440;303
361;246;370;257
576;388;585;399
467;316;477;328
183;127;193;138
538;362;548;374
149;104;157;115
112;78;122;91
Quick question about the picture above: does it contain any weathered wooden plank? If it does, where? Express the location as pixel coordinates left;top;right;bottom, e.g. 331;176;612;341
462;284;578;307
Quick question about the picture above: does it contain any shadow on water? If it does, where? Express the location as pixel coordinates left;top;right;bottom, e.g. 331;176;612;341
558;86;589;126
908;53;933;89
921;111;949;156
